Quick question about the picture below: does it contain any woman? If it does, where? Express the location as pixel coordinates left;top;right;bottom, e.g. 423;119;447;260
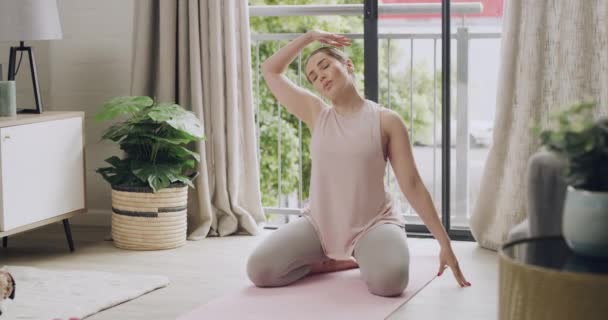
247;30;471;297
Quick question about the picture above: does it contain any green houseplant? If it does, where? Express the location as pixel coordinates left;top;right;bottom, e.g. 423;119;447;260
95;96;205;250
538;102;608;257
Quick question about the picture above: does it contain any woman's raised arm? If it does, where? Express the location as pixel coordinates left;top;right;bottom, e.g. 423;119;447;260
261;31;349;127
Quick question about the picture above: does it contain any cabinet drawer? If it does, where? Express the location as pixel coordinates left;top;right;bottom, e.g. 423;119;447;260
0;117;85;231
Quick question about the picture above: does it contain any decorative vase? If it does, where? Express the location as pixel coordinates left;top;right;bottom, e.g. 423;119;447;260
110;184;188;250
562;186;608;257
0;81;16;117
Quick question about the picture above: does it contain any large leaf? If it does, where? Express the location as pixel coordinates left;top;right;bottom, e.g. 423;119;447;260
120;143;151;161
101;122;133;143
148;103;205;139
182;159;196;170
163;144;201;162
167;125;205;142
96;156;142;186
141;134;193;145
173;174;195;189
131;162;183;192
96;167;123;186
95;96;154;121
118;123;159;146
119;137;200;163
104;156;128;168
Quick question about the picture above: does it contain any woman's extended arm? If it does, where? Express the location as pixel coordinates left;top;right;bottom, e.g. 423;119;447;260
383;109;471;288
261;31;349;127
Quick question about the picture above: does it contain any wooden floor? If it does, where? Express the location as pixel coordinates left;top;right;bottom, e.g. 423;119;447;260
0;223;499;320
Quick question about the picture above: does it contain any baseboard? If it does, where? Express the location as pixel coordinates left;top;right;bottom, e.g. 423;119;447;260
69;209;111;227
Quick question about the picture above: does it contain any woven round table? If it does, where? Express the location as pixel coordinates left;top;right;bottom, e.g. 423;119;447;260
499;236;608;320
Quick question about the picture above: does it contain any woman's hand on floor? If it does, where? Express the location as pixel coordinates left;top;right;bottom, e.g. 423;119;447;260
309;258;359;275
438;247;471;287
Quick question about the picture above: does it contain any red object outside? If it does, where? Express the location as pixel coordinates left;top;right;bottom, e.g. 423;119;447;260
380;0;504;19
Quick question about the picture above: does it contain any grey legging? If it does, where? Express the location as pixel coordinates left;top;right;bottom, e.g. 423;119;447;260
246;217;410;297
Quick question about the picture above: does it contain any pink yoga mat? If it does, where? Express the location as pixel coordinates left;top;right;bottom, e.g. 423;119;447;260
178;256;438;320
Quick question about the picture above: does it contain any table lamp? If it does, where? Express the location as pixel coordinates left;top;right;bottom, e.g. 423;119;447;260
0;0;62;114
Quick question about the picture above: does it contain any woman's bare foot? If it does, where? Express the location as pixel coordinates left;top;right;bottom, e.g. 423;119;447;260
309;258;359;275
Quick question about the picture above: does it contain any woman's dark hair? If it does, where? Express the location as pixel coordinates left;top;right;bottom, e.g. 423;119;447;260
304;47;350;83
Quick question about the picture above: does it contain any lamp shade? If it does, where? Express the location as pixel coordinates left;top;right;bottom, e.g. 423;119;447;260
0;0;62;41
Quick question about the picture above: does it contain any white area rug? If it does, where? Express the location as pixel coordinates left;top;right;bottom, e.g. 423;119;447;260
2;265;169;319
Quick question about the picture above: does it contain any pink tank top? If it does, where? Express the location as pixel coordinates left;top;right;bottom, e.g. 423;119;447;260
301;99;406;260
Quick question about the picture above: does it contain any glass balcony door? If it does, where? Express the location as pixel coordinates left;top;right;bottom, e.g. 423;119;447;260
249;0;504;241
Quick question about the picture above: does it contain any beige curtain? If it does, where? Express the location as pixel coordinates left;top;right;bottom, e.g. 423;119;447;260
470;0;608;250
131;0;265;239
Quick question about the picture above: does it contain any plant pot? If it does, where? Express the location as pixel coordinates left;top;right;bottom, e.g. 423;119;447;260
110;184;188;250
562;186;608;257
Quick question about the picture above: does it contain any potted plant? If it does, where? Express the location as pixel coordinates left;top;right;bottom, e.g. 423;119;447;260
538;102;608;257
95;96;205;250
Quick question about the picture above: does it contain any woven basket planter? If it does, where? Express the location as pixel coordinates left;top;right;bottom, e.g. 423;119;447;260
111;184;188;250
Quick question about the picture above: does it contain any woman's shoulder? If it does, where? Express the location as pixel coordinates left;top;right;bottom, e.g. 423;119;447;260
378;106;405;136
367;100;389;112
371;102;397;120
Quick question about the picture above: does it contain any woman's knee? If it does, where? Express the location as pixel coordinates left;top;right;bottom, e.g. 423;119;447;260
246;249;278;287
366;261;410;297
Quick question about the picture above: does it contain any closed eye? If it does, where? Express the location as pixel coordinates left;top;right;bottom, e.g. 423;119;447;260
312;65;328;82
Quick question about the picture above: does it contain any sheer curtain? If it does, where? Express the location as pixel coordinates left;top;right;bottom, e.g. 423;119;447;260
470;0;608;250
131;0;265;239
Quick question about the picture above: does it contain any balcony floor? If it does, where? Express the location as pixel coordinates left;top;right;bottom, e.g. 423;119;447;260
0;223;498;320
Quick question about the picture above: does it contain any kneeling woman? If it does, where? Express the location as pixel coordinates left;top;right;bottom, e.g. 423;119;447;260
247;30;471;297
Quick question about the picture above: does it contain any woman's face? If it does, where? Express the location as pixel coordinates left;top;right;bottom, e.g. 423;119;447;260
305;52;353;100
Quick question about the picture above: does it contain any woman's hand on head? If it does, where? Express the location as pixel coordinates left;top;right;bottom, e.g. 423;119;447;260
308;30;351;47
437;246;471;288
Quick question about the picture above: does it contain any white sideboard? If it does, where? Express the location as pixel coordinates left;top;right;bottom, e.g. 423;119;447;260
0;111;86;249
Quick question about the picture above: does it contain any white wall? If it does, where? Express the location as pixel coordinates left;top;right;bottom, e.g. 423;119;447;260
47;0;135;225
